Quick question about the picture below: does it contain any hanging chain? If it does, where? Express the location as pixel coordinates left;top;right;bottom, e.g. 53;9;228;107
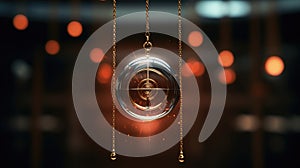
178;0;184;163
110;0;117;161
143;0;152;97
145;0;150;38
143;0;152;52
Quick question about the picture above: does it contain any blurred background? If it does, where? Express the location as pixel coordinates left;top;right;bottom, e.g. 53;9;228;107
1;0;300;168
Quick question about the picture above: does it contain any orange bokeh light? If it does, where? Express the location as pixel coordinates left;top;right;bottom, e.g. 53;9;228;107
97;63;112;84
218;50;234;67
182;59;205;77
45;40;60;55
265;56;284;76
219;68;236;84
90;48;105;63
13;14;28;30
67;21;83;37
188;31;203;47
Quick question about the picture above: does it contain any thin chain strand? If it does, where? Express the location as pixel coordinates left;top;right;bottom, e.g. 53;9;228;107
111;0;117;161
144;0;152;89
178;0;184;163
145;0;150;36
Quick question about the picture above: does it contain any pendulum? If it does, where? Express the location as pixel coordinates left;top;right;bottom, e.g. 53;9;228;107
109;0;185;163
114;0;179;122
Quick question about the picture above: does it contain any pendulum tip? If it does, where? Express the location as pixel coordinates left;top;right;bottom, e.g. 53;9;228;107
178;152;184;163
110;152;117;161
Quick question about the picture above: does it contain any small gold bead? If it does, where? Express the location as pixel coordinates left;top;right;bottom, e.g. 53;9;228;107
110;152;117;161
178;152;184;163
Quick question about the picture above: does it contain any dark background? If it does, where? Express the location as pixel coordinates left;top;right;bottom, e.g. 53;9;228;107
1;0;300;168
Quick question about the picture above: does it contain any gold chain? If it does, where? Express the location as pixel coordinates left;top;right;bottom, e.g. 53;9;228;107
143;0;152;52
143;0;152;92
178;0;184;163
145;0;150;37
110;0;117;161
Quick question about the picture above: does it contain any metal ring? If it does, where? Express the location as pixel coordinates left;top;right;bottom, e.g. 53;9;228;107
145;32;151;37
143;41;152;51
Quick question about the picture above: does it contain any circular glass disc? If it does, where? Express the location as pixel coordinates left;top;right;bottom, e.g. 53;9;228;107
115;56;179;121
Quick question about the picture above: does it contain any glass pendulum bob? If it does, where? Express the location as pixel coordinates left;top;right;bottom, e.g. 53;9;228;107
115;55;180;122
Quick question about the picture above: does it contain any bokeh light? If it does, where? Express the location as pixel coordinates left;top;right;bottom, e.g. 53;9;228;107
182;59;205;77
195;1;250;18
67;21;83;37
13;14;28;30
45;40;60;55
218;50;234;67
219;68;236;84
188;31;203;47
11;59;31;80
97;63;112;84
236;114;259;132
90;48;105;63
265;56;284;76
264;116;286;133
